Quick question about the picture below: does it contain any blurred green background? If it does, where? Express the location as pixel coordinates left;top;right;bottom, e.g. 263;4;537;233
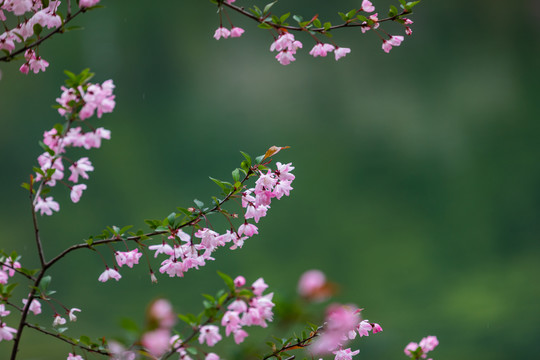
1;0;539;359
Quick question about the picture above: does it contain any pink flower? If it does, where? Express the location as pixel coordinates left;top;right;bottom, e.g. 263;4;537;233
357;320;372;337
419;336;439;352
298;269;328;301
98;267;122;282
69;157;94;182
362;0;375;13
382;35;404;53
238;222;258;237
34;196;60;216
234;275;246;287
53;314;67;326
198;325;222;347
404;342;419;357
2;258;21;277
149;242;173;257
213;27;231;40
141;328;171;357
22;298;41;315
233;328;248;344
149;299;177;328
230;27;245;38
115;249;143;268
79;0;101;8
334;47;351;61
309;43;335;57
19;63;29;74
70;184;87;203
68;308;81;322
372;323;383;333
270;33;303;65
333;348;360;360
0;304;10;317
67;353;84;360
206;353;220;360
0;322;17;341
389;35;404;46
29;56;49;74
275;50;296;65
251;277;268;296
406;27;413;36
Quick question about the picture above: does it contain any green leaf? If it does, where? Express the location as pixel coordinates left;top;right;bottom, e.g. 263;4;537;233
155;226;168;232
263;1;277;14
232;168;241;183
166;212;176;226
193;199;204;208
323;22;332;30
239;151;252;167
405;1;421;10
346;9;357;19
258;22;273;29
217;271;235;292
293;14;303;23
338;12;348;21
313;18;322;28
85;237;94;246
280;12;290;23
250;5;263;17
33;23;43;37
255;154;265;164
389;5;399;17
79;335;91;346
202;293;216;303
39;275;51;291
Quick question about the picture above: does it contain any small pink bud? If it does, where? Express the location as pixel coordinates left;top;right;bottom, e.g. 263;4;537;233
234;276;246;287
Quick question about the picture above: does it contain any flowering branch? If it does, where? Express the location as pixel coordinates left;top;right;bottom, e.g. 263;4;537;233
24;323;110;356
262;326;323;359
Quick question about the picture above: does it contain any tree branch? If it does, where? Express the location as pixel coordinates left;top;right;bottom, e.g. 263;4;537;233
25;322;110;356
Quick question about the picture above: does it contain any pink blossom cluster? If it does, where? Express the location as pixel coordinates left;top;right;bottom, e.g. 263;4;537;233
0;0;100;74
33;80;115;216
382;35;405;53
404;336;439;359
309;43;351;61
270;33;303;65
311;304;382;360
242;161;295;222
98;162;295;282
213;26;245;40
0;258;21;342
219;277;275;345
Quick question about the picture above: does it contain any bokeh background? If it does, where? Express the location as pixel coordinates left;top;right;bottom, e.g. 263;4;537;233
1;0;539;359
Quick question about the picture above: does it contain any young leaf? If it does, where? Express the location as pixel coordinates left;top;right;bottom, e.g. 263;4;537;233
217;271;235;291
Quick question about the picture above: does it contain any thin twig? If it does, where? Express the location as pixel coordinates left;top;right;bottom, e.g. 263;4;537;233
25;322;110;356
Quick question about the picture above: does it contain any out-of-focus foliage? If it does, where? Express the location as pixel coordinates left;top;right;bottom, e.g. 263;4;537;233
0;0;539;358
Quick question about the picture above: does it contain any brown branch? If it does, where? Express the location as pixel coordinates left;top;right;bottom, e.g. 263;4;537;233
45;166;256;269
0;8;86;63
262;326;323;360
25;322;110;356
30;189;46;268
222;2;410;33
